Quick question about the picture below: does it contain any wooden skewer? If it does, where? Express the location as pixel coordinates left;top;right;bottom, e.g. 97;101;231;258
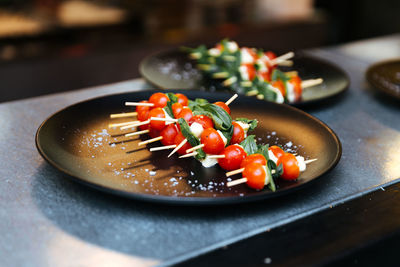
138;136;163;146
271;52;294;65
227;177;247;187
108;121;139;128
207;154;225;159
168;139;187;158
110;112;137;119
120;120;150;130
301;78;323;89
179;152;198;158
277;60;293;67
125;102;154;107
226;168;245;177
304;158;318;164
150;117;178;123
125;129;149;137
246;90;258;96
150;145;176;152
225;94;238;106
186;144;204;153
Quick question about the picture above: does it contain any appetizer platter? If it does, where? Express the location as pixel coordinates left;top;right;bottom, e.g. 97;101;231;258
366;59;400;100
139;40;349;106
36;90;341;205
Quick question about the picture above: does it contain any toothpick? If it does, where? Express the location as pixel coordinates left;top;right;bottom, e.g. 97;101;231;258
110;112;137;119
150;117;178;123
108;121;139;128
125;129;149;137
168;139;187;158
301;78;323;89
271;52;294;65
120;119;150;130
125;102;154;107
246;90;258;96
186;144;204;153
277;60;293;67
226;168;245;177
207;154;225;159
305;158;318;164
225;94;238;106
227;177;247;187
179;152;198;158
150;145;176;152
138;136;163;146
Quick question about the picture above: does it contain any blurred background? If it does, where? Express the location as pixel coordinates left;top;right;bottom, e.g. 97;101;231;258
0;0;399;103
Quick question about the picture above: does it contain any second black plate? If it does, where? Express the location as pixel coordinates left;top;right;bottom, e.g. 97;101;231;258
139;49;349;106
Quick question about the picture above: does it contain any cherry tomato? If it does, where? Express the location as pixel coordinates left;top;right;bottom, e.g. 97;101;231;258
175;93;189;106
148;107;166;131
215;43;224;51
191;115;214;129
176;107;193;123
174;132;192;155
136;100;151;121
172;102;183;118
243;64;256;81
271;80;286;97
200;128;225;154
243;162;266;190
269;145;285;159
259;70;271;82
214;101;231;115
276;153;300;181
149;92;169;108
139;123;149;131
218;145;246;171
149;128;161;138
240;153;267;168
265;51;277;60
289;76;302;101
230;121;245;145
160;124;178;146
242;47;258;61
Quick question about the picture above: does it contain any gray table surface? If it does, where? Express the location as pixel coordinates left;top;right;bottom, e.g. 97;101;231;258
1;34;400;267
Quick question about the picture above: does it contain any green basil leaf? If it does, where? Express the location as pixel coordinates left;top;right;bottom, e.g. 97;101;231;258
266;167;276;192
164;93;178;118
188;98;209;110
240;135;258;155
235;118;258;132
177;118;206;160
220;125;234;146
256;144;269;160
271;69;290;83
192;103;232;131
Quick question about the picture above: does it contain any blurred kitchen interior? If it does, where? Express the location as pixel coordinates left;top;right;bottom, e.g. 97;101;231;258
0;0;399;103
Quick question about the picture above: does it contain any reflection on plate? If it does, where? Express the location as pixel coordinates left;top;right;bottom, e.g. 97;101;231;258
139;49;350;106
35;90;341;205
366;59;400;100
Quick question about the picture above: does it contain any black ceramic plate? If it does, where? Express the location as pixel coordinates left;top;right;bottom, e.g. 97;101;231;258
36;90;341;205
139;49;349;106
366;59;400;100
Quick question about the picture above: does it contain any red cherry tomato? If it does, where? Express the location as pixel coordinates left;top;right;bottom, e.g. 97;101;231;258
148;107;166;131
172;102;183;118
174;132;192;155
149;92;169;108
139;123;149;131
136;100;151;121
176;107;193;123
271;80;286;97
243;162;266;190
265;51;276;60
175;93;189;106
200;128;225;154
214;102;231;115
242;47;258;61
218;145;246;171
160;124;178;146
240;153;267;168
215;43;224;51
269;145;285;159
230;121;245;145
191;115;214;129
276;153;300;181
259;70;271;82
243;64;256;81
289;76;302;101
149;128;161;138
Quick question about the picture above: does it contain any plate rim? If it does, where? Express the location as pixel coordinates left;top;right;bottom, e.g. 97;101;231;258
35;89;342;205
366;58;400;100
139;48;350;106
